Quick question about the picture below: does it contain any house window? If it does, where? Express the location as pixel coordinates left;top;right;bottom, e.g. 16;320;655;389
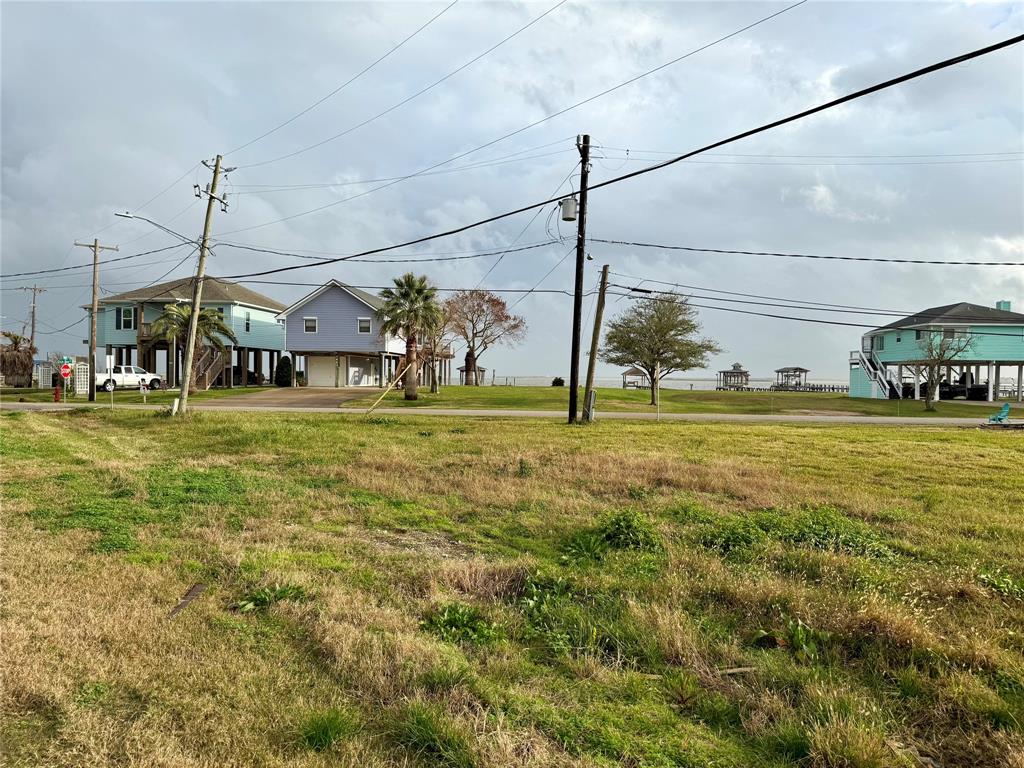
303;317;318;333
120;307;135;331
943;328;957;340
895;334;901;343
245;311;251;333
357;317;371;334
873;335;884;351
915;330;922;340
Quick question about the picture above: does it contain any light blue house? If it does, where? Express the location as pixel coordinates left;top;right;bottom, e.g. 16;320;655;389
277;280;413;387
94;276;285;388
849;300;1024;402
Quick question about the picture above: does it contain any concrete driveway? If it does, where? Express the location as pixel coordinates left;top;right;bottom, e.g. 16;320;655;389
205;387;371;408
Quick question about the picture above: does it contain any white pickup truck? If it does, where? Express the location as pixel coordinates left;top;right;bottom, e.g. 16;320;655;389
96;365;163;392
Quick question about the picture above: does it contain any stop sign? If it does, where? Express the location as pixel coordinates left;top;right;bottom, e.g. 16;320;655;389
60;363;73;379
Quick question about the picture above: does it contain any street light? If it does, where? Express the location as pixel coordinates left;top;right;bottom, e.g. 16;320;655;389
114;212;195;245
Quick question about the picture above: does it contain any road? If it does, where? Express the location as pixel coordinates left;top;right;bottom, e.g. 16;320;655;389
0;400;1000;427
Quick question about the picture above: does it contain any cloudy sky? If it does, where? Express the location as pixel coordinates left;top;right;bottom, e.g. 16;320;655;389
3;0;1022;381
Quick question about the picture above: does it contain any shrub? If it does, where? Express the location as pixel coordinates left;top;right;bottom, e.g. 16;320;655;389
234;582;308;613
422;602;502;646
564;510;663;562
299;707;359;751
598;509;661;552
274;355;293;387
551;377;565;387
391;701;477;768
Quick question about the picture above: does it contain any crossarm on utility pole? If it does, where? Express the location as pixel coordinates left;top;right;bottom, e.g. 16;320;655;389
177;155;224;415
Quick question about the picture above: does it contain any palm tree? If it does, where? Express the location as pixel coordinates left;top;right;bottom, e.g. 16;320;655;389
151;304;237;392
378;273;441;400
0;331;37;388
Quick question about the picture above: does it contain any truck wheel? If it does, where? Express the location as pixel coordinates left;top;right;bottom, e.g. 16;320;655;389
103;379;115;392
150;378;162;390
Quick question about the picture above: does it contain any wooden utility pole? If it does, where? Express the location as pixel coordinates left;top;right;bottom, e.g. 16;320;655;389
582;263;609;423
74;239;118;401
567;134;591;424
178;155;228;415
15;286;46;350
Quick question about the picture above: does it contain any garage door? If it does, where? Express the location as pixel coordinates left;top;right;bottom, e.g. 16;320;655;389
307;356;339;387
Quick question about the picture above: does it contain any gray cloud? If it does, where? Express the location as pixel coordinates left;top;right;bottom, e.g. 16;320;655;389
2;1;1022;383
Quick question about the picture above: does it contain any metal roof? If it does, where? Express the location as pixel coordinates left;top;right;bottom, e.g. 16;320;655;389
98;276;285;312
877;302;1024;330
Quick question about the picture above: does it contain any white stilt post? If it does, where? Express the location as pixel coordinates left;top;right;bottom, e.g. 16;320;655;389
914;365;920;400
987;361;995;402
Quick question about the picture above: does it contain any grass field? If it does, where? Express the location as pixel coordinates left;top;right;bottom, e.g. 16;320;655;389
2;410;1023;767
345;384;1023;419
1;386;275;405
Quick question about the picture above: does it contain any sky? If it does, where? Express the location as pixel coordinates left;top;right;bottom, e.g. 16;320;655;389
2;0;1022;381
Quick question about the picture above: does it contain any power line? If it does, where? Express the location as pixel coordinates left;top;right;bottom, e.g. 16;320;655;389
212;276;590;295
226;0;460;156
476;163;578;287
230;147;574;194
607;290;1024;338
509;245;577;309
596;146;1024;159
609;271;910;313
593;153;1024;168
218;0;807;235
592;238;1024;266
31;317;86;335
0;243;192;278
211;239;560;263
217;33;1024;280
237;0;568;169
592;152;1024;168
611;283;969;319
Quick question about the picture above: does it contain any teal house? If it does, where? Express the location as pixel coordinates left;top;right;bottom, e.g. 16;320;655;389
93;276;285;388
849;300;1024;402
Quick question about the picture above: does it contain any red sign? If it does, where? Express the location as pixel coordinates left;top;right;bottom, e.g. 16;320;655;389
60;363;73;379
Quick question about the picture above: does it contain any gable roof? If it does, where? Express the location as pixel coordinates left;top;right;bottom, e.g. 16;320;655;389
98;276;285;312
877;302;1024;330
276;279;383;318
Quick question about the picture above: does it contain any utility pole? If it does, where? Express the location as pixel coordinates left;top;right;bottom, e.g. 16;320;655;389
15;286;46;350
582;263;609;423
74;239;118;401
567;133;590;424
178;154;230;415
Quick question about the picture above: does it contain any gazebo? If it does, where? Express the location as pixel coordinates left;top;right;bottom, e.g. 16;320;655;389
717;362;750;390
458;364;487;385
775;366;810;389
621;367;649;389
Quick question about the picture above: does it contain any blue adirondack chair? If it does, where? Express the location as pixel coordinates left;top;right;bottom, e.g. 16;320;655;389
988;403;1011;424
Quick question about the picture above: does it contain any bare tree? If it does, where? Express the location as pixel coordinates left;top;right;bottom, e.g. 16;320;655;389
445;290;526;386
919;330;974;411
423;304;453;395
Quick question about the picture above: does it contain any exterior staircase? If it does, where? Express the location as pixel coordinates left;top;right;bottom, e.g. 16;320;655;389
194;346;225;390
855;348;902;399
